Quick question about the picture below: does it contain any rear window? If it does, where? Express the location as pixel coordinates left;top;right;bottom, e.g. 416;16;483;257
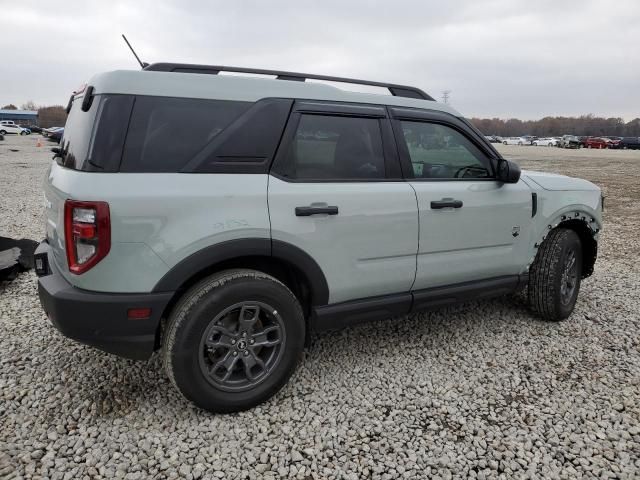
59;95;100;170
120;97;251;172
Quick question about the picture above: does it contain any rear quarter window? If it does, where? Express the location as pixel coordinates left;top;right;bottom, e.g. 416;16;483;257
120;97;251;172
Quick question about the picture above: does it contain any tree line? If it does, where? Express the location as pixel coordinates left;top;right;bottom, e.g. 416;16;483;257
2;101;67;128
471;115;640;138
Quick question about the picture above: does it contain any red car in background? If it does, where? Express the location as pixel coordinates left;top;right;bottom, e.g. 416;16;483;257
584;137;608;149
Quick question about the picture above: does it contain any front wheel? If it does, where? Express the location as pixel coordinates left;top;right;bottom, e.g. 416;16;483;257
163;269;305;413
528;228;582;321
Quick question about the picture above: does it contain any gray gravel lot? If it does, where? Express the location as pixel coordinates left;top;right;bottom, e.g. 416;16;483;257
1;136;639;479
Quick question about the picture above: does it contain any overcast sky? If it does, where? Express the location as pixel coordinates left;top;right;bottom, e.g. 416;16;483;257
1;0;638;120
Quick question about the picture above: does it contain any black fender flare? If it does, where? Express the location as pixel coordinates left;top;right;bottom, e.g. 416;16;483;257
152;238;329;305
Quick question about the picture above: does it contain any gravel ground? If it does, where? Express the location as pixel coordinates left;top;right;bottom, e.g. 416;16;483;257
1;136;639;479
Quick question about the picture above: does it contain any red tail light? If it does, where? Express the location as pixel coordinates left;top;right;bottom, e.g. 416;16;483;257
64;200;110;274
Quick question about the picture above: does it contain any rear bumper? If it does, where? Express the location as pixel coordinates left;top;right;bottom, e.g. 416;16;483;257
35;241;173;360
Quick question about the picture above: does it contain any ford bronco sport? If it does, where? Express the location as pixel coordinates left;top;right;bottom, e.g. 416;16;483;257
35;63;603;412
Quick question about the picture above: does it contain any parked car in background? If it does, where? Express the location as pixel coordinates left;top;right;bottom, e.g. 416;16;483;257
26;125;43;134
584;137;608;149
532;137;559;146
602;136;622;149
558;135;581;149
0;121;29;135
43;127;63;138
502;137;528;145
619;137;640;150
484;135;503;143
49;128;64;143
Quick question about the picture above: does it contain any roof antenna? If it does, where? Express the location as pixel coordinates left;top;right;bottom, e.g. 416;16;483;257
122;34;148;69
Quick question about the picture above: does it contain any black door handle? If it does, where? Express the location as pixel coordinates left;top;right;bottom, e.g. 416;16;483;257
295;206;339;216
430;199;463;209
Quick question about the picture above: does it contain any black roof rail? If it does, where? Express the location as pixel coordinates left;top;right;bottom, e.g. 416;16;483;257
143;63;434;101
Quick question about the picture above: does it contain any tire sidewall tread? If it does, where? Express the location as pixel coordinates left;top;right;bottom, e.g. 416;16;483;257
163;269;304;413
528;228;583;321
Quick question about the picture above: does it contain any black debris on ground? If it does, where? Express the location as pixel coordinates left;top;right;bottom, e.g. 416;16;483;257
0;236;39;282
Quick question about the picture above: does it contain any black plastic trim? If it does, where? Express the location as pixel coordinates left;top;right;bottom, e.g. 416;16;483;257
35;242;172;361
293;101;386;117
81;86;94;112
411;275;520;312
311;275;523;331
144;63;435;101
311;293;412;332
532;193;538;217
152;238;330;306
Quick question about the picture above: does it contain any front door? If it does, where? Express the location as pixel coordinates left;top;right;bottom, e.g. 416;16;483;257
391;112;532;291
268;101;419;305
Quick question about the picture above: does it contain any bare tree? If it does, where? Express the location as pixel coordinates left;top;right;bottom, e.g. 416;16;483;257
38;106;68;128
21;100;38;111
1;104;17;110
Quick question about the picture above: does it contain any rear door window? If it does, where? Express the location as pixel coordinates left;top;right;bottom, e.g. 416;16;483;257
120;97;251;172
274;114;386;180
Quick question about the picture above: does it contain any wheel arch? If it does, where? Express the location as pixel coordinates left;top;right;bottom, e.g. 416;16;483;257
559;219;598;278
152;238;329;336
531;212;599;279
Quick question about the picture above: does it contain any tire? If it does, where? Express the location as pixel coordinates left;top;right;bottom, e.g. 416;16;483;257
163;269;305;413
20;131;26;136
528;228;582;321
0;130;5;135
548;143;553;147
503;141;508;145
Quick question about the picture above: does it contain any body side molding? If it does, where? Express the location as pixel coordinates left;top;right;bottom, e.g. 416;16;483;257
311;275;524;332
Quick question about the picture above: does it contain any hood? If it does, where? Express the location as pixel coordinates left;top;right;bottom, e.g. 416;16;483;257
522;170;600;192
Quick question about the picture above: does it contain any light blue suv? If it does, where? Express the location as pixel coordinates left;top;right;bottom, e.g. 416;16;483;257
35;63;603;412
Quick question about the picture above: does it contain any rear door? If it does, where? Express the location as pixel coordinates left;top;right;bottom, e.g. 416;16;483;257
390;108;532;291
268;101;419;305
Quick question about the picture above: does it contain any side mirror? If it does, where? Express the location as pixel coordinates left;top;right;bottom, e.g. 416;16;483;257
497;159;521;183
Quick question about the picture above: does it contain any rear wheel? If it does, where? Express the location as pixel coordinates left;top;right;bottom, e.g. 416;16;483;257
0;130;6;135
163;269;305;413
528;228;582;321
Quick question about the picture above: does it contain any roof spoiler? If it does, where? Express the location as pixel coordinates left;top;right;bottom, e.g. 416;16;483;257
143;62;434;101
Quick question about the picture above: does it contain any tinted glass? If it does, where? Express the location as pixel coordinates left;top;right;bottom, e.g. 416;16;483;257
85;95;135;171
58;95;99;170
400;121;491;179
189;98;293;173
120;97;251;172
279;114;385;180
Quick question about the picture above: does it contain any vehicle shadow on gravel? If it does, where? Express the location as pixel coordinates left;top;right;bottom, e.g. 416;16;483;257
41;291;618;420
39;295;534;418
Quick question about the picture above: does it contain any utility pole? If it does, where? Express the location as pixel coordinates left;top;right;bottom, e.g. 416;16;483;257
441;90;451;104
